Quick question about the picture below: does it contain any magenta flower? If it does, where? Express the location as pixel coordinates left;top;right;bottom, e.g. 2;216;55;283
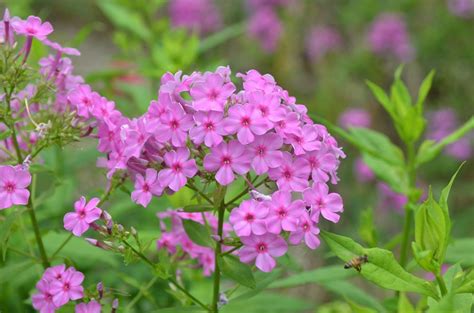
288;214;321;249
288;125;321;155
239;233;288;272
0;165;31;210
132;168;163;207
189;111;226;147
224;104;271;144
50;267;84;306
303;148;338;183
32;279;57;313
268;152;310;192
158;148;198;192
64;197;102;236
247;133;283;174
338;108;372;129
191;73;235;112
68;84;97;118
155;103;193;147
248;8;282;52
274;112;300;137
75;300;101;313
11;15;53;41
44;39;80;56
43;264;66;282
247;91;286;124
203;140;251;185
303;182;343;223
265;191;304;234
229;199;269;236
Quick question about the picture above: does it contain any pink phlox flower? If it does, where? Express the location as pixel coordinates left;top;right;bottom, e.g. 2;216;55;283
11;15;53;41
158;148;197;191
268;152;310;192
199;252;215;276
50;267;84;307
189;111;226;147
75;300;101;313
0;165;31;210
288;125;321;155
91;97;121;127
302;147;338;183
97;122;120;153
247;90;286;124
303;182;343;223
123;117;158;159
237;69;277;94
229;199;269;236
239;233;288;272
190;73;236;112
43;264;67;282
154;102;193;147
203;140;251;185
131;168;163;207
273;112;301;138
288;213;321;249
68;84;97;118
63;197;102;236
224;104;271;144
43;39;80;56
157;232;178;254
147;92;172;120
32;279;57;313
247;133;283;174
265;191;304;234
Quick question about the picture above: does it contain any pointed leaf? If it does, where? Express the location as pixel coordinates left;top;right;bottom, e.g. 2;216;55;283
219;255;256;289
182;219;214;248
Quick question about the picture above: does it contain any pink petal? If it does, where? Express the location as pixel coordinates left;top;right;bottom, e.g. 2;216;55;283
256;253;276;272
239;246;258;263
216;166;234;185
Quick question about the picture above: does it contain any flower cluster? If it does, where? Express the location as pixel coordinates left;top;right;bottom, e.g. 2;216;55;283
157;210;232;276
168;0;222;35
305;25;342;61
426;108;472;160
448;0;474;18
32;265;85;313
367;13;415;61
338;108;372;129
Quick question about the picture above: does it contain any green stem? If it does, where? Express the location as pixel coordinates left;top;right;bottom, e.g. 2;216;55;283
225;178;267;207
186;182;214;206
220;244;242;257
212;187;227;313
50;234;73;260
125;276;159;310
435;273;448;296
400;143;416;268
27;195;50;269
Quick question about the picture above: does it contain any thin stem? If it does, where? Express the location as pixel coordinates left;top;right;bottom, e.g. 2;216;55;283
220;244;242;257
50;233;73;260
125;276;159;310
186;181;214;206
27;194;50;269
225;178;267;207
435;273;448;296
212;187;227;313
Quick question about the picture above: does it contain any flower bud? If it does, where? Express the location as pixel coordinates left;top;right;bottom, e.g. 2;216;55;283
96;282;104;299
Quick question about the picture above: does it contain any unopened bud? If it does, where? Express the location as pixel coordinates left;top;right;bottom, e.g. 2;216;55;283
250;190;272;201
117;224;124;233
131;227;137;236
112;298;119;312
96;282;104;299
218;292;229;308
211;235;222;242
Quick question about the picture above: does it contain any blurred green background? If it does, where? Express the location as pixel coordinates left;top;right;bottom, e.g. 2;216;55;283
0;0;473;312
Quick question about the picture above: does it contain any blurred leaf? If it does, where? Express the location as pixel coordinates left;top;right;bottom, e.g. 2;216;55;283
358;207;378;247
219;255;256;289
152;307;206;313
366;81;394;119
456;270;474;294
415;117;474;167
416;70;435;112
269;265;354;288
0;129;12;140
427;292;472;313
398;293;416;313
0;260;36;284
231;269;282;302
182;219;213;248
346;298;378;313
69;22;103;47
183;205;214;213
321;231;439;298
0;209;23;260
446;239;474;267
222;292;311;313
325;281;386;312
199;22;246;53
97;0;151;41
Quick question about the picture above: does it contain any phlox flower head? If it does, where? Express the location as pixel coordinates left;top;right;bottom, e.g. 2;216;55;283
448;0;474;18
338;108;372;129
132;168;163;208
11;15;53;41
367;13;415;61
64;197;102;236
306;25;342;61
303;182;343;223
158;148;198;191
0;165;31;210
248;8;282;52
169;0;222;34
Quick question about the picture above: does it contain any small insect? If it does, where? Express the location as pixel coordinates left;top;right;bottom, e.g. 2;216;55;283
344;254;369;272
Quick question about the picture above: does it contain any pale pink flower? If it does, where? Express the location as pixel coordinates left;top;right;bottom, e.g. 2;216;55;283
64;197;102;236
302;148;338;183
154;103;193;147
147;93;171;120
288;214;321;249
43;264;66;282
189;111;226;147
288;125;321;155
203;140;251;185
132;168;163;207
239;233;288;272
44;39;80;56
224;104;271;144
75;300;101;313
0;165;31;209
247;133;283;174
32;279;57;313
191;73;235;112
265;191;304;234
158;148;197;191
247;91;285;124
303;182;343;223
273;112;301;137
268;152;310;192
11;15;53;41
229;199;269;236
50;267;84;306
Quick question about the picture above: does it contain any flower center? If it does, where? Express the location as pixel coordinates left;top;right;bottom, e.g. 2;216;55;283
278;208;287;218
26;27;37;34
172;162;182;172
256;145;266;157
63;283;70;291
244;213;255;222
204;121;215;131
170;119;179;129
4;182;15;193
241;117;251;127
302;222;309;232
221;156;232;166
257;243;268;253
283;168;292;179
208;89;219;100
143;183;150;192
78;209;86;219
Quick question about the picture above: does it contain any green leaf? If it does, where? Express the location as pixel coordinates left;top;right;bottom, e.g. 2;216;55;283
0;129;12;140
416;70;435;112
151;306;206;313
219;255;256;289
183;205;214;213
0;209;22;260
346;298;378;313
398;293;416;313
359;208;377;247
427;292;473;313
222;292;311;313
415;117;474;166
321;231;439;298
362;153;408;194
325;281;386;312
366;81;394;118
182;219;214;248
269;265;355;288
446;238;474;267
456;270;474;294
97;1;151;41
231;270;282;302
